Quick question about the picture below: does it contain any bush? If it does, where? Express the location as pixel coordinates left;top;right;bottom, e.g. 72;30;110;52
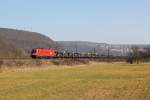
0;60;3;72
35;60;43;66
52;59;89;66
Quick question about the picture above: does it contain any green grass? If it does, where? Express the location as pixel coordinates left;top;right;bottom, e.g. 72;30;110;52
0;63;150;100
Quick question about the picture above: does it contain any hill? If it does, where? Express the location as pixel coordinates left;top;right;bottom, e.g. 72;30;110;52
0;28;58;58
57;41;147;56
0;28;147;58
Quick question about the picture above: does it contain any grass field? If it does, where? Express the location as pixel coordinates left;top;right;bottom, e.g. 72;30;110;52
0;63;150;100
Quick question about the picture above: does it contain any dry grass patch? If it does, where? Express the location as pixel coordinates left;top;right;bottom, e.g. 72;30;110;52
0;63;150;100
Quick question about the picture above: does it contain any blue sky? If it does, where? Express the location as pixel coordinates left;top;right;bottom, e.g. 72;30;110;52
0;0;150;44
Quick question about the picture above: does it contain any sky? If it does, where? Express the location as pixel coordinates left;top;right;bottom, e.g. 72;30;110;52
0;0;150;44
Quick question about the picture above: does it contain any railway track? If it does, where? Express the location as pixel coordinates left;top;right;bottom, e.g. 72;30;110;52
0;56;127;61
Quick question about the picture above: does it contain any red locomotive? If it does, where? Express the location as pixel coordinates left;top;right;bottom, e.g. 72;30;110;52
31;48;57;58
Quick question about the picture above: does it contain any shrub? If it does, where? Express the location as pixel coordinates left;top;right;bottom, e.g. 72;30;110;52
0;60;3;72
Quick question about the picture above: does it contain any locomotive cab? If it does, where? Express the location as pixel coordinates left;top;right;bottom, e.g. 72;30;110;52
31;49;37;58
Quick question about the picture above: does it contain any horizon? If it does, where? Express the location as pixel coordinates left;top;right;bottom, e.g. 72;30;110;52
0;27;150;45
0;0;150;44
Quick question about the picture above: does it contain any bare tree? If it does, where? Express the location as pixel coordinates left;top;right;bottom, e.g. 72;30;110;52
127;46;140;64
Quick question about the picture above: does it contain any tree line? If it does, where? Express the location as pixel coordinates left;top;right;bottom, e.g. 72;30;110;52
127;46;150;64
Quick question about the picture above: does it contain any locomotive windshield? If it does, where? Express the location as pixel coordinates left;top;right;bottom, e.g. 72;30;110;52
31;49;36;53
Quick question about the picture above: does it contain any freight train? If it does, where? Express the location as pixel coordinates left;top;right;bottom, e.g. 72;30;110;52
31;48;103;59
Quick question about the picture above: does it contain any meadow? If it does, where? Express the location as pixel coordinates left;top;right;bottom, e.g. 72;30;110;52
0;63;150;100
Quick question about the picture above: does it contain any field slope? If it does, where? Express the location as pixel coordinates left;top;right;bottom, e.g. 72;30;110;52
0;63;150;100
